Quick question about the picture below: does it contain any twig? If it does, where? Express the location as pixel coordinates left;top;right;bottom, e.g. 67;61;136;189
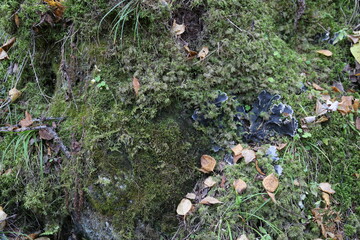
0;125;48;132
46;127;71;159
226;18;255;39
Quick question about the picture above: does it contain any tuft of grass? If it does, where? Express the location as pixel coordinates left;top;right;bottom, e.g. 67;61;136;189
98;0;141;45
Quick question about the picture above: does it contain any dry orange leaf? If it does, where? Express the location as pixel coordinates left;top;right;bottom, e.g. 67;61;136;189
19;111;33;128
231;144;243;156
262;173;279;193
356;117;360;131
312;83;324;91
204;176;217;187
200;196;223;205
316;50;333;57
233;179;247;194
337;96;354;115
199;155;216;173
132;77;140;96
322;192;331;207
241;149;256;164
331;86;341;92
171;20;185;36
267;191;277;203
176;198;192;215
319;182;335;194
8;88;21;102
184;45;197;59
197;46;209;60
255;160;266;175
44;0;65;18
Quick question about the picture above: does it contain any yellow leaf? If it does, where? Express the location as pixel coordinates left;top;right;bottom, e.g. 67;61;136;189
199;155;216;173
233;179;247;194
316;50;333;57
262;173;279;192
171;20;185;36
176;198;192;215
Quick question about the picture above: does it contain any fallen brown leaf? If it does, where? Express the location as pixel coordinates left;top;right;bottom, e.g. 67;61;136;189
337;96;354;115
1;37;16;52
255;160;266;175
176;198;192;215
262;173;279;193
200;196;222;205
204;176;217;187
312;83;324;91
14;14;20;28
231;144;243;156
0;48;9;61
19;111;33;128
233;179;247;194
197;46;209;60
184;45;197;59
199;155;216;173
331;86;341;92
242;149;256;164
132;77;140;96
233;154;242;164
171;20;185;36
39;128;54;140
315;115;329;124
319;182;335;194
316;100;327;116
316;50;333;57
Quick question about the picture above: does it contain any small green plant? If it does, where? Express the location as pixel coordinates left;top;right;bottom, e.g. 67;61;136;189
98;0;141;45
92;75;109;90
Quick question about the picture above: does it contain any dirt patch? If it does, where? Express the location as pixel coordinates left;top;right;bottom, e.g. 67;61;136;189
172;4;205;48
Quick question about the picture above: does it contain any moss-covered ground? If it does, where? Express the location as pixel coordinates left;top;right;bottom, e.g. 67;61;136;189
0;0;359;239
